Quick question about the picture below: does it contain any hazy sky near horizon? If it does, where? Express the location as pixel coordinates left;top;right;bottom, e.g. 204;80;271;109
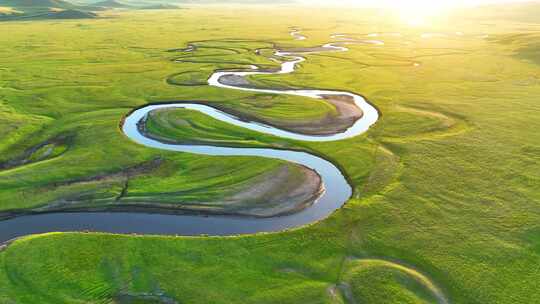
299;0;537;7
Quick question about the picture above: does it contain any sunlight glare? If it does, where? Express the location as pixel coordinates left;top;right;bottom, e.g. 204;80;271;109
391;1;453;26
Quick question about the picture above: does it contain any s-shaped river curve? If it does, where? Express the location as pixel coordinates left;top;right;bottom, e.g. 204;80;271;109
0;32;379;243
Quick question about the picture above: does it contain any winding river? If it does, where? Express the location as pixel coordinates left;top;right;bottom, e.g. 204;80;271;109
0;31;379;243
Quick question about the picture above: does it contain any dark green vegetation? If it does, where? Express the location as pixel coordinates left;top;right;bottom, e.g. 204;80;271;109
92;0;131;7
0;0;179;21
48;9;97;18
0;0;97;20
1;4;540;304
0;0;73;7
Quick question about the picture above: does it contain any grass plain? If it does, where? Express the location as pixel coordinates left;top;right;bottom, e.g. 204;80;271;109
0;4;539;304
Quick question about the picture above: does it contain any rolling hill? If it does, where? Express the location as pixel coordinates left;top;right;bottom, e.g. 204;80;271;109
0;0;107;20
46;8;96;18
90;0;131;7
73;0;294;4
0;0;73;8
141;3;180;9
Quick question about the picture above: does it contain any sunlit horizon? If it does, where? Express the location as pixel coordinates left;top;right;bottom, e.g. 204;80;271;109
296;0;539;26
299;0;538;7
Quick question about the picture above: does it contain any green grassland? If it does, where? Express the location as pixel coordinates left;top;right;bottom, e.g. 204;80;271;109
0;4;539;303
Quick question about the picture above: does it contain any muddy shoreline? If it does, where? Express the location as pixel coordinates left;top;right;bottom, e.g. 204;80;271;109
212;85;364;136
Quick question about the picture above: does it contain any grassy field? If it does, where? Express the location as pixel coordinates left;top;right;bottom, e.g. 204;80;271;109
0;4;539;303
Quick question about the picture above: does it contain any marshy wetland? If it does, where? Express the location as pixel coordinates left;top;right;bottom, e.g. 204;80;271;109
0;2;539;303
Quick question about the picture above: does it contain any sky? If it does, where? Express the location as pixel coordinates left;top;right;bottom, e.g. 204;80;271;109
294;0;539;26
299;0;538;7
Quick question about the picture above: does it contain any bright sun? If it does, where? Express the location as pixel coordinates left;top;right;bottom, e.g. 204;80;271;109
390;1;453;26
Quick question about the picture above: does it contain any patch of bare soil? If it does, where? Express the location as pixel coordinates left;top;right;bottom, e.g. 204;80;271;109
218;74;252;87
220;164;324;217
9;154;322;218
202;94;363;136
102;164;324;218
253;94;363;136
